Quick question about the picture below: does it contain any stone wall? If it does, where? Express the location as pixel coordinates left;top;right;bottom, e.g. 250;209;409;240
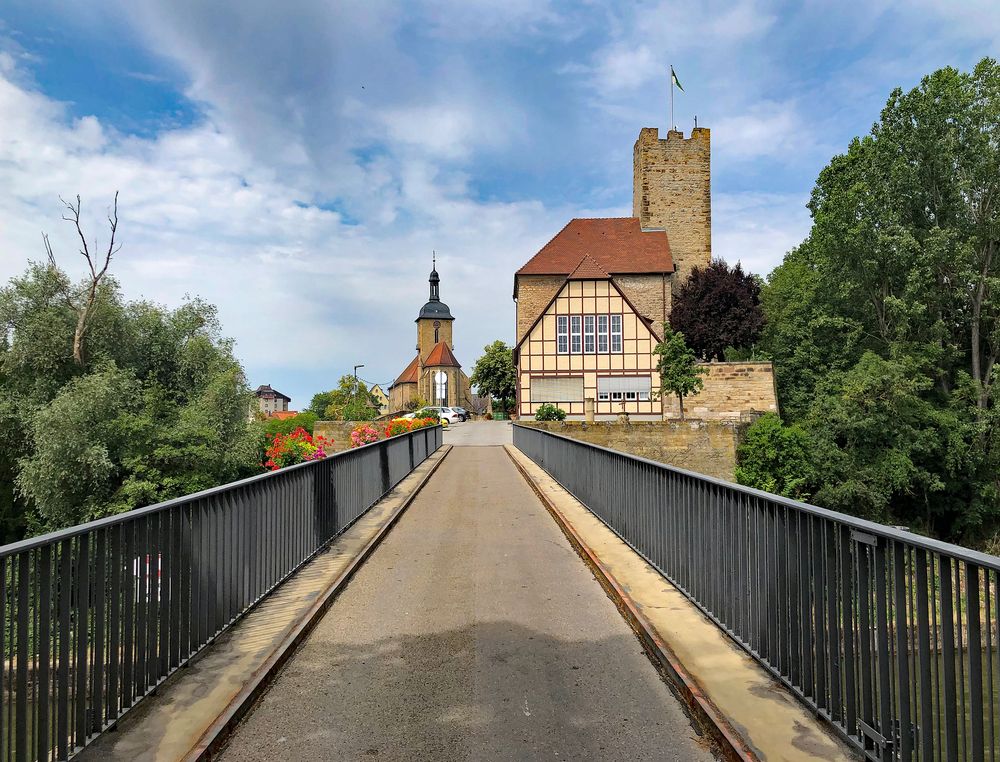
312;421;380;453
515;274;565;343
632;127;711;284
522;419;742;481
613;273;670;339
663;362;778;420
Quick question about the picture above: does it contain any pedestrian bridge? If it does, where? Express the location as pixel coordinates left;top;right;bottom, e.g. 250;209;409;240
2;423;998;761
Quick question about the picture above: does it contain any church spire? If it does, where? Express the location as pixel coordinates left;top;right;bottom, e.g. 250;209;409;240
429;251;440;302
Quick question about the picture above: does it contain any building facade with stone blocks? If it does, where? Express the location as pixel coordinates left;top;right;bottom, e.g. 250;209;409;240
517;277;664;420
513;124;777;422
388;262;473;414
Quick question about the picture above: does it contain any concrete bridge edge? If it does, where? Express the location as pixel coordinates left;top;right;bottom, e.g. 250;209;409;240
505;444;762;762
186;445;454;761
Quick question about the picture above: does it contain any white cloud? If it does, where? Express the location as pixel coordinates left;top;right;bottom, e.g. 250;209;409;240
0;57;571;403
713;192;811;276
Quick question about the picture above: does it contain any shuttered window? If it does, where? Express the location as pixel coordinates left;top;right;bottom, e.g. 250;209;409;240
597;376;651;402
531;376;584;402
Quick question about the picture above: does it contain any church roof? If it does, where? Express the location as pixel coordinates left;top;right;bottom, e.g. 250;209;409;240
516;218;674;277
424;341;462;368
567;253;610;280
393;354;420;385
417;300;454;320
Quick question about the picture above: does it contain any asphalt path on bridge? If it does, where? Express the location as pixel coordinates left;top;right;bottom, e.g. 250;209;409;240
220;445;716;761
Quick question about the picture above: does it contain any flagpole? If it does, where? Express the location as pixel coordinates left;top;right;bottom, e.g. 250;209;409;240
670;65;674;130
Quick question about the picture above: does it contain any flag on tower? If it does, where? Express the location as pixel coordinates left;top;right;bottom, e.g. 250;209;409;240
670;66;684;92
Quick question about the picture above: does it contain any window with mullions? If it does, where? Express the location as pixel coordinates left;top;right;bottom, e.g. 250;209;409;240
597;315;609;353
557;315;568;354
584;315;595;353
610;314;623;353
570;315;582;354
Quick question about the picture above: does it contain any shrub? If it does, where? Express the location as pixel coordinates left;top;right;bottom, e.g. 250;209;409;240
264;427;331;471
485;413;493;420
535;403;567;421
349;424;380;448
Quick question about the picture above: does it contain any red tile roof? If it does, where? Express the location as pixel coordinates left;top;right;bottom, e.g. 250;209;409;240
567;253;610;280
393;354;420;385
516;218;673;276
424;341;462;368
269;410;300;420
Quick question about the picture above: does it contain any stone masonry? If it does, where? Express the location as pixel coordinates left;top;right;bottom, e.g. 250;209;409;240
633;127;711;284
522;419;743;481
613;273;672;340
515;274;566;343
662;362;779;420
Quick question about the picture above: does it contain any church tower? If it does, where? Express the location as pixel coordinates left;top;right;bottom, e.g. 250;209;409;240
632;126;711;284
415;255;454;361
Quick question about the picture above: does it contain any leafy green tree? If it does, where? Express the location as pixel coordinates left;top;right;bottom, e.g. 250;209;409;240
669;259;765;361
319;375;377;421
307;390;337;418
471;340;515;409
1;254;260;533
745;57;1000;545
735;414;815;501
653;326;705;420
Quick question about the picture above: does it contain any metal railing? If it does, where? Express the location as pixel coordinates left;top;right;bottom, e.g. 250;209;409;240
0;425;441;762
514;423;1000;762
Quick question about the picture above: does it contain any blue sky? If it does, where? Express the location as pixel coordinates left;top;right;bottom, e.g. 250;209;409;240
1;1;997;407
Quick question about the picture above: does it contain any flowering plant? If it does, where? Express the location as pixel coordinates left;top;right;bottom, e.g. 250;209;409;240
263;427;331;471
385;418;413;437
349;424;381;448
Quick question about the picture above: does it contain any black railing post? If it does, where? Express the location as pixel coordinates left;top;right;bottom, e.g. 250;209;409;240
510;423;1000;760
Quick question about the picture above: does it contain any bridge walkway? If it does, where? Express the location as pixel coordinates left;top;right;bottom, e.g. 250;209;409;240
220;443;716;761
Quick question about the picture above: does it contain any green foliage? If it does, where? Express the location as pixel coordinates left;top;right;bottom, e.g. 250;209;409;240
653;326;705;420
735;414;815;501
315;375;377;421
0;260;260;536
749;58;1000;544
404;395;429;412
414;408;441;421
263;411;317;437
471;340;515;407
670;259;765;360
534;403;566;421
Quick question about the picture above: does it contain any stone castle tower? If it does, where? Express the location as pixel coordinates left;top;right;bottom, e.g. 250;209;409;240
632;127;711;283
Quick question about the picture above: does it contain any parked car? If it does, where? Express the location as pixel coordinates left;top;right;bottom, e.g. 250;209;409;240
451;406;469;421
420;406;462;424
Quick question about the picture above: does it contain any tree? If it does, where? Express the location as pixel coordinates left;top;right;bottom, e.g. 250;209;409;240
471;340;515;408
669;259;765;361
43;193;122;367
735;414;815;501
745;57;1000;545
307;390;337;418
653;326;705;420
0;206;261;534
318;375;377;421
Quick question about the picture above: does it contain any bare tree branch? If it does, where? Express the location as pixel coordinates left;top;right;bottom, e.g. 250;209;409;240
45;192;124;366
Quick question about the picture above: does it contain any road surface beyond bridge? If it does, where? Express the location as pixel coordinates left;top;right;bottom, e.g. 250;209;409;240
219;443;716;761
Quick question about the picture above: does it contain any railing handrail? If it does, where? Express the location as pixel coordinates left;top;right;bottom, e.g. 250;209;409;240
513;422;1000;569
0;425;442;559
